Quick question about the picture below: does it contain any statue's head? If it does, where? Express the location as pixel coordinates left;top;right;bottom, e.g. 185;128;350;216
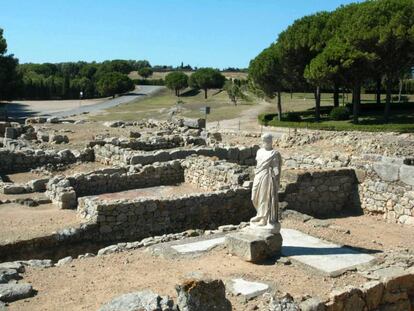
261;133;273;150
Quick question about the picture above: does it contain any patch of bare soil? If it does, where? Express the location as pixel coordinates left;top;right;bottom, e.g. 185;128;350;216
10;245;366;311
1;171;50;184
0;204;80;245
10;214;411;311
97;183;207;201
59;161;110;176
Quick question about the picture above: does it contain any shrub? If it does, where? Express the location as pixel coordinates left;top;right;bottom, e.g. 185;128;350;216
329;106;350;120
258;113;278;125
283;112;302;122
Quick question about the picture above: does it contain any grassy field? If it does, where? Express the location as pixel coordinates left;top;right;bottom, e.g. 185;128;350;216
90;87;257;122
260;93;414;133
90;88;414;133
128;70;248;80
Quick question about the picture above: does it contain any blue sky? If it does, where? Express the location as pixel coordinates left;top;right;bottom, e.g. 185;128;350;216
0;0;360;69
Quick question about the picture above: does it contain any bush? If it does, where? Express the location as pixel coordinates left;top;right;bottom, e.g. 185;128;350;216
258;113;278;125
283;112;302;122
132;78;165;86
329;107;350;120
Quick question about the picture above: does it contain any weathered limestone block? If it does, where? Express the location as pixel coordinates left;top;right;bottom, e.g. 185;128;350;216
400;165;414;186
373;163;400;182
182;118;206;129
0;283;34;302
99;290;174;311
28;178;49;192
1;183;29;194
225;230;282;263
360;281;384;310
176;279;231;311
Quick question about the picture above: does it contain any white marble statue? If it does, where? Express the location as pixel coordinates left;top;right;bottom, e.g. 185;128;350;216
250;133;282;233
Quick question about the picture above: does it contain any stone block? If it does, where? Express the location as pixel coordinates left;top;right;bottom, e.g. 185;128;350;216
373;163;400;182
360;281;384;310
0;283;34;302
226;278;269;300
99;290;174;311
182;118;206;129
225;230;282;263
400;165;414;186
176;279;231;311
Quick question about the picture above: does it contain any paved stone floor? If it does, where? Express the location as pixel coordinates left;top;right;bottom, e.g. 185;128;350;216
170;228;376;277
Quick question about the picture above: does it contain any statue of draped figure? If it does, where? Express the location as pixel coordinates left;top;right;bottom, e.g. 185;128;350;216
250;133;282;232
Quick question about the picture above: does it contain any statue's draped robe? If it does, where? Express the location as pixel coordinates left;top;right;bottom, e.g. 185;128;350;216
251;149;282;226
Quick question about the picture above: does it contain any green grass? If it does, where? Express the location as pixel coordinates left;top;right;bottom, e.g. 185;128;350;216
90;87;256;122
259;109;414;133
259;92;414;133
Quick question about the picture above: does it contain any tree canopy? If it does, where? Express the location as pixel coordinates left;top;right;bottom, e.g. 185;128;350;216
0;29;20;102
96;72;134;98
138;67;153;79
189;68;225;99
249;44;285;120
165;71;188;96
250;0;414;123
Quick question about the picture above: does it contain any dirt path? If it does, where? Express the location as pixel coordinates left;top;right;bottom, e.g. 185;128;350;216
207;99;271;132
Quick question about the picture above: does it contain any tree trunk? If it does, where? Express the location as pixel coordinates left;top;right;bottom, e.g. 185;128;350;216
277;91;282;121
352;85;361;124
204;88;208;99
398;79;403;103
384;79;392;123
376;78;381;105
315;86;321;122
333;83;339;107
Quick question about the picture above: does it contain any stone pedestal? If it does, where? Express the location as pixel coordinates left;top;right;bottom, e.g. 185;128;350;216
225;226;282;263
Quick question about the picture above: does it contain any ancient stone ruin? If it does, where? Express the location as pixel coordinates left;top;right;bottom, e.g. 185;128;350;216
1;117;413;310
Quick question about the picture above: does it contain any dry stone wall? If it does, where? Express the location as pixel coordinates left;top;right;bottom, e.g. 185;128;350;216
78;187;254;242
46;160;184;209
280;169;359;217
46;155;251;209
182;156;251;190
88;134;200;151
94;144;259;166
323;267;414;311
351;154;414;225
279;150;413;224
0;148;79;174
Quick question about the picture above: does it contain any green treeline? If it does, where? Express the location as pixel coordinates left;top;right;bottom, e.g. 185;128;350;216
17;60;150;100
249;0;414;123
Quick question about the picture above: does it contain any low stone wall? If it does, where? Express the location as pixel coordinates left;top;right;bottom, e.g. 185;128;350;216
351;154;414;225
0;178;49;194
94;145;259;167
89;134;201;151
323;267;414;310
0;147;94;174
46;156;251;209
280;169;359;217
280;151;414;225
46;160;184;209
78;187;254;242
182;156;251;190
